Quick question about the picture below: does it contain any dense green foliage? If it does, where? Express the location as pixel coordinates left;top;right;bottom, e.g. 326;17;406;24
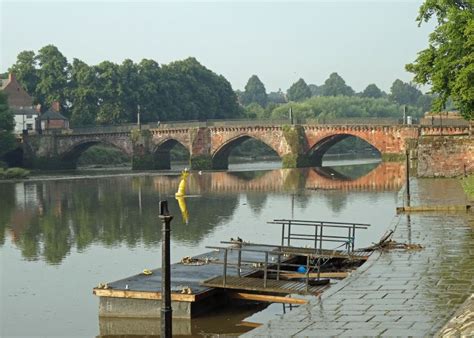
389;79;422;106
267;90;286;104
77;145;130;166
461;175;474;201
239;75;268;107
0;92;16;158
0;167;30;179
271;95;413;120
9;45;242;125
321;72;355;97
361;84;384;99
287;78;312;102
406;0;474;120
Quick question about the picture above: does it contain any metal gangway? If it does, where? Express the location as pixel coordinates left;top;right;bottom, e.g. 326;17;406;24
201;219;371;296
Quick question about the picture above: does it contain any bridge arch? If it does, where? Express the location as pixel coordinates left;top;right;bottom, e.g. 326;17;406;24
211;134;280;169
152;138;190;170
60;139;132;164
306;133;381;166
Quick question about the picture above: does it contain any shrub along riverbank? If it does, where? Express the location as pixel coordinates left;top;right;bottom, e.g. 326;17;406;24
0;167;30;179
461;175;474;202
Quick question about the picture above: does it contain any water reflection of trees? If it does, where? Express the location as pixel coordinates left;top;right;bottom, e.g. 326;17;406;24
1;177;238;264
0;184;15;246
0;162;403;264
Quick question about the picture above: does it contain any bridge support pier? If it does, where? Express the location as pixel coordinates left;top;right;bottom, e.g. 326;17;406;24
190;155;213;170
282;154;315;168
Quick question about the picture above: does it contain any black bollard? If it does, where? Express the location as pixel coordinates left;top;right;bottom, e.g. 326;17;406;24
159;200;173;338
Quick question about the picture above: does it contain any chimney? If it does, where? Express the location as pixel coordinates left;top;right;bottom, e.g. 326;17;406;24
51;101;60;112
35;104;42;113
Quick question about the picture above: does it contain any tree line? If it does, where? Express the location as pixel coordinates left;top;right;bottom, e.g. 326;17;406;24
237;73;436;121
6;45;241;126
3;45;438;128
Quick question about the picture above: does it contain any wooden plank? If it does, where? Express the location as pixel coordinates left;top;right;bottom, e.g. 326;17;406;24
228;292;308;305
201;276;327;296
397;205;470;213
237;321;263;328
93;288;196;302
281;272;349;279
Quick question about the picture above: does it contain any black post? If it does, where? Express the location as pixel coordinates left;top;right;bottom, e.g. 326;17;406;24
137;104;141;130
159;200;173;338
405;150;410;204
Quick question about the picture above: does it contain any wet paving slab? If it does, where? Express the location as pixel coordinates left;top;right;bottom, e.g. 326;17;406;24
246;178;474;336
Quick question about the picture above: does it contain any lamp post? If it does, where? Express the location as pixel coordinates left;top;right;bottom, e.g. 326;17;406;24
159;200;173;338
137;104;141;130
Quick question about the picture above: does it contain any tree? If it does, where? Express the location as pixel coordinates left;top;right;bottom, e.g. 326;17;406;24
136;59;164;122
243;102;265;119
160;57;241;121
267;90;286;104
321;72;355;97
35;45;69;114
361;84;384;99
95;61;124;124
287;78;311;102
118;59;141;123
308;84;323;97
9;50;39;98
389;79;422;106
68;59;99;126
416;94;434;113
241;75;267;107
406;0;474;119
0;92;16;159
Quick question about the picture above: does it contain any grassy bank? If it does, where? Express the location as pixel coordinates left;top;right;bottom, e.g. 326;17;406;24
0;167;30;179
460;175;474;202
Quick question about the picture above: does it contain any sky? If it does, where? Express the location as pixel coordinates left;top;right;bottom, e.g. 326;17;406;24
0;1;435;93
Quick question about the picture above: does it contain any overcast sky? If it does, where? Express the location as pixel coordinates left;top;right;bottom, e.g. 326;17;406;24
1;1;434;93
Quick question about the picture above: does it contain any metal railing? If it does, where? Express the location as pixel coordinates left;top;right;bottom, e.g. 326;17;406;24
203;218;370;292
269;219;370;253
62;117;474;136
206;245;318;290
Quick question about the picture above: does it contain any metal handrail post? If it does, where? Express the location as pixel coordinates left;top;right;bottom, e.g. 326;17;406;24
276;253;281;281
314;225;318;250
352;224;356;252
306;255;310;292
281;223;285;247
263;252;268;288
319;224;323;254
287;221;291;246
237;243;242;277
223;248;228;286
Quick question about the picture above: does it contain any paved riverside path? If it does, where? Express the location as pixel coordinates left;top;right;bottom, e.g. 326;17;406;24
246;178;474;337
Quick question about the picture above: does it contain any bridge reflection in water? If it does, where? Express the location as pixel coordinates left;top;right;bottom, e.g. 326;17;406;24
0;161;406;337
152;162;405;194
1;161;404;265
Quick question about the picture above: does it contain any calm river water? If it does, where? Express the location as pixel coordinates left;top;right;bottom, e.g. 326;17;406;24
0;160;404;337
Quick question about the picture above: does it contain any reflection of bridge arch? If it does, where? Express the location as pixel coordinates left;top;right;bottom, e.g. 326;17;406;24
60;139;131;163
211;135;280;169
151;162;404;194
152;138;189;169
306;133;381;166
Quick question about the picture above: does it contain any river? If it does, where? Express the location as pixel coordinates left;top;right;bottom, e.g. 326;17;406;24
0;159;404;337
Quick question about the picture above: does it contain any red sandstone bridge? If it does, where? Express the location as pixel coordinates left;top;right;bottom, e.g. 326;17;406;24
22;118;470;170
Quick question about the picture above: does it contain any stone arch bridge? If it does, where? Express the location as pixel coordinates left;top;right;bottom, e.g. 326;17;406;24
22;122;469;170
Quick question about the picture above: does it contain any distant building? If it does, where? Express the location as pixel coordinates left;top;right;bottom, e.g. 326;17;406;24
39;101;69;131
0;73;39;133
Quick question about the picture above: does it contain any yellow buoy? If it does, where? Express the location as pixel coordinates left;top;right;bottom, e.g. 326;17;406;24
175;169;189;197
